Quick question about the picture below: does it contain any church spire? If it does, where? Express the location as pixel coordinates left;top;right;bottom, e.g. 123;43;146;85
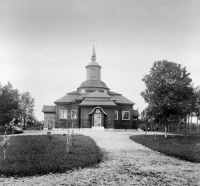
90;36;97;62
91;45;96;62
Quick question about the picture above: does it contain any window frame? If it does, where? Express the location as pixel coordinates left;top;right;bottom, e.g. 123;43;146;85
114;110;118;120
71;110;77;119
122;111;130;120
60;110;68;119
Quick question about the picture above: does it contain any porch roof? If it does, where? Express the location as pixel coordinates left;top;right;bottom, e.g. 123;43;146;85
79;100;116;107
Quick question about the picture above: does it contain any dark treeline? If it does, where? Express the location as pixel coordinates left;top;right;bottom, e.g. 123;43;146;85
0;82;36;129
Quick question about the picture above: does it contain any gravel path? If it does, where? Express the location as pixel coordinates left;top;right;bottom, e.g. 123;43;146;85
1;131;200;186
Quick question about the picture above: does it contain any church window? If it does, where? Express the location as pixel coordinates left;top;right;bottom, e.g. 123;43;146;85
122;111;130;120
71;110;77;119
60;110;68;119
114;110;118;120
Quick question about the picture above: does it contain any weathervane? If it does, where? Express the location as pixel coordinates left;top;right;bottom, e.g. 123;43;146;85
90;36;97;45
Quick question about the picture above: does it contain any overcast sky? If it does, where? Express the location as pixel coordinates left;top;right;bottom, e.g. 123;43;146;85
0;0;200;120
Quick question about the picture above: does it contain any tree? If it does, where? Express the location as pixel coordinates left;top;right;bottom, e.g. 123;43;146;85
141;60;195;135
0;82;20;127
18;92;35;130
193;87;200;132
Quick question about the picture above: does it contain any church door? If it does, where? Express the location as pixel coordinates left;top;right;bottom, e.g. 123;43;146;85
94;113;101;127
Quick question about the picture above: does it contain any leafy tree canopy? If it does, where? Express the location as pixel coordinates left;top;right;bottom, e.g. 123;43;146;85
141;60;195;122
19;92;35;129
0;82;19;125
193;87;200;118
0;82;35;127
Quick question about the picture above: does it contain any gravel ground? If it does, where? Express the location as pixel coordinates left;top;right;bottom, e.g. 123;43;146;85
1;130;200;186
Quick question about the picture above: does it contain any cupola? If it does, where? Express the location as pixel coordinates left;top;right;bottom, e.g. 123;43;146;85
77;45;110;93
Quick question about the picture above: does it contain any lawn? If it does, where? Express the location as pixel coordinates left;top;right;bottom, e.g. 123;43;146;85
0;134;103;176
130;134;200;163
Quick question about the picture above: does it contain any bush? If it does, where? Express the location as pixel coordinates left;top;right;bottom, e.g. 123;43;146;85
130;134;200;163
0;128;23;135
0;134;103;176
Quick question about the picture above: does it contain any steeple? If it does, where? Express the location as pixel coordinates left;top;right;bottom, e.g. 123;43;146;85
77;45;110;93
85;45;101;81
91;45;96;62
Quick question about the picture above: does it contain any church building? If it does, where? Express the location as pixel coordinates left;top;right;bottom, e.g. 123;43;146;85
42;46;139;131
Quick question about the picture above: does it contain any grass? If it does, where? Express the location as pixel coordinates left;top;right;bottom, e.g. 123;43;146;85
130;134;200;163
0;134;103;177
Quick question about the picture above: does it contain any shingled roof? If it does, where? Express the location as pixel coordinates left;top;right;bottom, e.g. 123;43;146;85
111;95;135;105
79;90;116;107
78;80;110;90
54;90;134;105
54;93;79;104
108;91;122;95
75;92;90;101
42;105;56;113
79;100;116;107
84;90;111;99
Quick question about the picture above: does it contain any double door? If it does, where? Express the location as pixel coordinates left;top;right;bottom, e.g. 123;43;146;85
94;113;101;127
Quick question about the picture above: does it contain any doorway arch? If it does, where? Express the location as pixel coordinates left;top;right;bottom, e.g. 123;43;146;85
88;107;107;128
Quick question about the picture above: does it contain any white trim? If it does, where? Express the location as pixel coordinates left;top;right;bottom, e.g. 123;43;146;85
114;110;118;120
88;107;107;115
122;111;130;120
60;110;68;119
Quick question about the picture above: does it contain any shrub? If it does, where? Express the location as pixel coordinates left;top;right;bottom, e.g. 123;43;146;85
0;128;23;135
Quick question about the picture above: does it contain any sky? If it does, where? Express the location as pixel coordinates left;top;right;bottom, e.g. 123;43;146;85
0;0;200;121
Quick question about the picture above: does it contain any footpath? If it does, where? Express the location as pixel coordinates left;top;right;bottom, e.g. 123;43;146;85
2;130;200;186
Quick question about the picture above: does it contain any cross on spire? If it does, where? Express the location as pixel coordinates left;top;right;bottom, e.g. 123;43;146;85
90;36;97;46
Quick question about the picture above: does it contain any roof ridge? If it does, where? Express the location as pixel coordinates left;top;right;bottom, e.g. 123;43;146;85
67;91;79;95
43;105;56;107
